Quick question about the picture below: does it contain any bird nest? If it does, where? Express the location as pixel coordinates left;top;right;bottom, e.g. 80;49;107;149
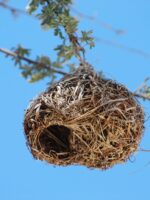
24;64;144;169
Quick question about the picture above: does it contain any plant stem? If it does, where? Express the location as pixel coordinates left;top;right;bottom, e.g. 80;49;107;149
0;48;68;76
134;93;150;101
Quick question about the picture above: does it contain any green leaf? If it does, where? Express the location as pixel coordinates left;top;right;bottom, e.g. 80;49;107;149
26;0;41;14
80;30;95;48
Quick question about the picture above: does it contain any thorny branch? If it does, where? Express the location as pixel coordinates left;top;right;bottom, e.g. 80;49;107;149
0;1;28;16
1;1;150;59
71;7;126;35
95;37;150;59
1;47;150;102
0;1;125;34
134;93;150;101
0;48;67;76
1;1;150;99
133;78;150;100
139;148;150;152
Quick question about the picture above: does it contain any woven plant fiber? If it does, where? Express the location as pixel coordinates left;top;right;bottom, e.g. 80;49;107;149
24;64;144;169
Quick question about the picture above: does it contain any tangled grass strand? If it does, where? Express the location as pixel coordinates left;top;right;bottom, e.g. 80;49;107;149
24;63;144;169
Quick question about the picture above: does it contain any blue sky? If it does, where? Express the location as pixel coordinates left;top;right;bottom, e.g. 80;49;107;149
0;0;150;200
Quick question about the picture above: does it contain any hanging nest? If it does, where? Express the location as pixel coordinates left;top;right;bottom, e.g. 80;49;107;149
24;63;144;169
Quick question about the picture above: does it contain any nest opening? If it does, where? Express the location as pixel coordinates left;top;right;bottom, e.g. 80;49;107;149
39;125;71;156
24;64;144;169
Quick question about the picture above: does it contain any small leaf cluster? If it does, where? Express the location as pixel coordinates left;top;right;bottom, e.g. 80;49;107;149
80;31;95;49
11;45;63;83
27;0;94;62
9;0;95;83
137;78;150;99
27;0;77;35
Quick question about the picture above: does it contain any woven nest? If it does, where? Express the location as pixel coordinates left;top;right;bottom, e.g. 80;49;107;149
24;64;144;169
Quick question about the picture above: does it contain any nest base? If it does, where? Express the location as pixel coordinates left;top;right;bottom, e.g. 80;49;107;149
24;64;144;169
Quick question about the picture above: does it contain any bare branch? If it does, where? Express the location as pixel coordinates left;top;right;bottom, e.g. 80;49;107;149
1;48;150;100
0;1;28;16
0;1;126;35
95;37;150;59
71;7;126;35
0;48;68;76
1;1;150;60
134;93;150;101
139;148;150;152
133;78;150;101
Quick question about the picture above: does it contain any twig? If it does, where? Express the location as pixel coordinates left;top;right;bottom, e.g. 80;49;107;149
133;78;150;101
139;148;150;152
68;34;85;64
134;93;150;101
0;48;68;76
71;7;126;35
1;1;125;35
1;2;150;59
0;1;28;16
95;37;150;59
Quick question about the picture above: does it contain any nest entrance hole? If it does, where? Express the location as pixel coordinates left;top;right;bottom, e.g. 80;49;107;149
39;125;71;157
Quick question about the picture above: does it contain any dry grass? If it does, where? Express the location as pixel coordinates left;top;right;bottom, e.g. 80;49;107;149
24;63;144;169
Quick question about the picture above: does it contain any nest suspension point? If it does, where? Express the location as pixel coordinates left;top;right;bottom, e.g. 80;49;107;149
24;63;144;169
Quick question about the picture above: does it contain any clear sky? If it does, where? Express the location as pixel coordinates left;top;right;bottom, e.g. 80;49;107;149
0;0;150;200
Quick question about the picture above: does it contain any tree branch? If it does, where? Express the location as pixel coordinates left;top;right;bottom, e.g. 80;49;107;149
0;48;68;76
1;48;150;99
134;93;150;101
133;78;150;101
0;1;125;35
139;148;150;152
71;7;126;35
95;37;150;59
0;1;28;16
1;1;150;59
